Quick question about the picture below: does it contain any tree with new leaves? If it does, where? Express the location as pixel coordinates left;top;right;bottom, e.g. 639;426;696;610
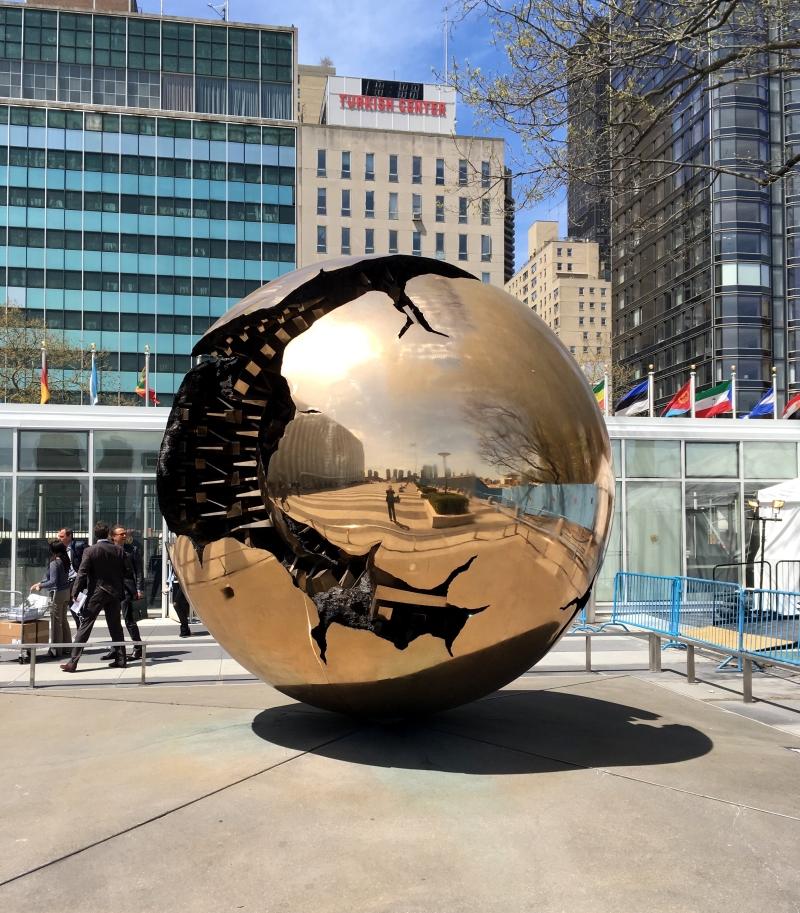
452;0;800;206
0;305;117;404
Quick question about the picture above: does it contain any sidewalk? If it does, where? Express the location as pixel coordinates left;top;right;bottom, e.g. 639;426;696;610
2;663;800;912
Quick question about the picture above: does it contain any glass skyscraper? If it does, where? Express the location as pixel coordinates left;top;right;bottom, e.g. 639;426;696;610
0;1;296;405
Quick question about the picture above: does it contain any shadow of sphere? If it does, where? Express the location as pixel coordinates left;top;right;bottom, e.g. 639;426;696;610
250;688;713;776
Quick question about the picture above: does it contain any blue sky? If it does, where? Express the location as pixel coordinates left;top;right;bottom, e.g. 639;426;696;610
140;0;566;268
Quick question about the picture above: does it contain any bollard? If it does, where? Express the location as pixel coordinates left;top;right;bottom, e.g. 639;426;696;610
140;643;147;686
29;646;36;688
686;643;695;683
585;634;592;673
649;634;662;672
743;657;753;703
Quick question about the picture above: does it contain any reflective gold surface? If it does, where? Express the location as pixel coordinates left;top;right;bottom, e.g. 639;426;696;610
158;255;613;717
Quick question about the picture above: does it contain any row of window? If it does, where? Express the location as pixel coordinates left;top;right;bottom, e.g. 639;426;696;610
316;226;493;261
315;188;492;224
0;7;292;81
0;147;295;185
316;149;492;187
1;269;267;297
0;186;295;223
0;227;294;262
32;308;213;339
0;104;297;144
0;60;293;120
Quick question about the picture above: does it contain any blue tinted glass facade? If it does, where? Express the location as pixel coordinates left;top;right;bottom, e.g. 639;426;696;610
0;5;296;405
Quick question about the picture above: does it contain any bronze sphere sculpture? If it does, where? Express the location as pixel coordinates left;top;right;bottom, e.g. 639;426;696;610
157;255;613;717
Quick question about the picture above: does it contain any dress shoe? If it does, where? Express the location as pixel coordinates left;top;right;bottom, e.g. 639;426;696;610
107;658;127;669
179;627;191;638
129;647;143;661
60;660;78;673
100;649;116;661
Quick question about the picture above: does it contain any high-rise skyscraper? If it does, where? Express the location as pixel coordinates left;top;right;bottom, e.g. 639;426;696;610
0;0;296;406
575;7;798;413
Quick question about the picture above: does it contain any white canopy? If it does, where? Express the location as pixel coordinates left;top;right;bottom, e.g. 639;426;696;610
756;479;800;591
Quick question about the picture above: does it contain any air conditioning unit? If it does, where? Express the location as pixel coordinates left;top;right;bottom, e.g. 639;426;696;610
413;211;422;221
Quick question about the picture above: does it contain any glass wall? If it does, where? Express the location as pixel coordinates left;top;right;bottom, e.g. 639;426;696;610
0;104;297;406
0;7;293;120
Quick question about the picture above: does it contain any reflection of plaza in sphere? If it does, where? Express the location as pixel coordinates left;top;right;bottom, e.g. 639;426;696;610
157;255;613;718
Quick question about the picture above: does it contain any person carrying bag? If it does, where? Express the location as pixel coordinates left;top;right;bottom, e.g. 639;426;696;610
30;540;72;659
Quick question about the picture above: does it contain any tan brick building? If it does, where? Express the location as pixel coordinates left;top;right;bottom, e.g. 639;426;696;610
297;67;512;285
505;221;611;365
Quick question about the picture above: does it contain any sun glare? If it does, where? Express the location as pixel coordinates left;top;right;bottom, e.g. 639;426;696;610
283;319;381;385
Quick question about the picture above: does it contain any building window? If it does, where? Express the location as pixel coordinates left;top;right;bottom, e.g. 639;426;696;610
317;149;326;177
365;190;374;218
389;154;398;182
578;286;584;295
365;152;375;181
341;226;351;255
365;227;374;254
316;187;326;216
481;236;492;262
557;247;562;256
388;229;398;254
317;225;327;253
412;193;422;219
458;234;468;261
579;316;585;325
482;272;491;283
567;263;572;271
567;248;573;256
557;262;562;271
459;197;468;225
412;230;422;256
481;160;490;188
341;188;351;217
412;155;422;184
458;159;468;186
481;198;490;225
436;157;445;185
388;192;398;220
435;196;445;223
341;150;351;178
435;233;445;260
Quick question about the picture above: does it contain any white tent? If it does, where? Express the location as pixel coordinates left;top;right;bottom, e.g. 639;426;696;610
755;479;800;591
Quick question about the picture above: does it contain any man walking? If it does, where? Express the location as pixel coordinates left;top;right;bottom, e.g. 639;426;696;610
57;527;87;586
61;522;129;673
385;485;399;523
100;525;144;662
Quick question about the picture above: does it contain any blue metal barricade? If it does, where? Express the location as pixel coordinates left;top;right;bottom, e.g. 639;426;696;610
674;576;742;653
738;587;800;668
612;572;675;635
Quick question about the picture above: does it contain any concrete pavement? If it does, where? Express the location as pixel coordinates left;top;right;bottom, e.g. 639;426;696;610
2;650;800;911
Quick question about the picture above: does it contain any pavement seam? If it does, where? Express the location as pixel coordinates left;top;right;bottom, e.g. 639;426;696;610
430;725;800;822
0;725;362;890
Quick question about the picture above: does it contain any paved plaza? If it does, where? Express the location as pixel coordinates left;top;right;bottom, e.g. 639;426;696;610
2;628;800;912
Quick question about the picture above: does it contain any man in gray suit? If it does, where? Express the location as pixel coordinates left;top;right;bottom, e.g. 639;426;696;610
61;522;130;673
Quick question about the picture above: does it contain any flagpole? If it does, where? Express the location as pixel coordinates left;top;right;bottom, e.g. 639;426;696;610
90;343;97;406
772;365;777;420
603;369;609;417
647;364;654;417
144;344;150;409
40;340;48;405
730;364;737;418
690;364;696;419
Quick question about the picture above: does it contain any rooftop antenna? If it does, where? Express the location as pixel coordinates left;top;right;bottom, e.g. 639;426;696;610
444;2;449;84
208;0;229;20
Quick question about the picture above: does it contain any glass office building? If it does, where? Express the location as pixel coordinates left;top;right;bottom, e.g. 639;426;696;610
0;3;296;405
0;405;797;610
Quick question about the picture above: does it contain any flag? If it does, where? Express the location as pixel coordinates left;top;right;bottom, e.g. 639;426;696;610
592;379;605;412
614;379;649;416
135;367;159;405
695;381;732;418
89;349;99;406
662;380;691;417
40;346;50;405
783;393;800;420
747;387;775;419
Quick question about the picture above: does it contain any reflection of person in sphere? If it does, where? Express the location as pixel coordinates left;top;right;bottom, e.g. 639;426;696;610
385;485;398;523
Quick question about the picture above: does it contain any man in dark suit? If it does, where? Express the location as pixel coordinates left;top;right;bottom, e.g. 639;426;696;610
100;525;145;661
58;527;87;585
61;522;130;673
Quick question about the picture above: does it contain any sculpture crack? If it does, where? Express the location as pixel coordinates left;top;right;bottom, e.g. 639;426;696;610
309;555;488;663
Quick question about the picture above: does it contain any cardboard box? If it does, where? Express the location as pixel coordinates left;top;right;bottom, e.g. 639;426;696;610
0;619;49;645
